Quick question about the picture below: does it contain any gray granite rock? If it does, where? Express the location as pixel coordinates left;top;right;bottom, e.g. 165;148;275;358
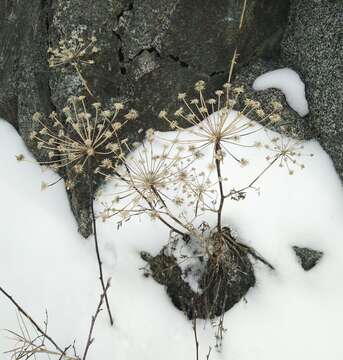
234;59;313;140
292;246;323;271
281;0;343;177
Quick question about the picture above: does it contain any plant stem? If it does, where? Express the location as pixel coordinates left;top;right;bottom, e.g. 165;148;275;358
192;316;199;360
115;166;186;237
227;156;279;197
151;185;191;235
215;142;225;232
82;279;111;360
74;64;94;97
88;160;114;326
0;286;65;354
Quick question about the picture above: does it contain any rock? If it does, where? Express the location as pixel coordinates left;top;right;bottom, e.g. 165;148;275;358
234;59;312;140
281;0;343;178
140;243;255;319
292;246;323;271
0;0;291;236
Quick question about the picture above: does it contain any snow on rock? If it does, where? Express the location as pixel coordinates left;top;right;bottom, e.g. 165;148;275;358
253;68;309;117
1;116;343;359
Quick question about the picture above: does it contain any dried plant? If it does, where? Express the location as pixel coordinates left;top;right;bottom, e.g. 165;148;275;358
9;0;313;356
96;12;312;355
48;32;99;96
24;97;139;326
29;96;136;190
98;131;204;236
0;286;79;360
4;313;78;360
1;280;111;360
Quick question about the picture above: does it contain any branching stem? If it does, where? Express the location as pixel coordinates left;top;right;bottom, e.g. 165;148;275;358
82;279;111;360
0;286;65;355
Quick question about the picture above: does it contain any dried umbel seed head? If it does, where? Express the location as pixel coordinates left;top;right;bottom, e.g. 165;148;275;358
29;96;138;188
159;79;285;166
48;32;99;68
265;135;313;175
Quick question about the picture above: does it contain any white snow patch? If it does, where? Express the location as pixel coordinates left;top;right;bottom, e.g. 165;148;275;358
253;68;309;117
1;116;343;359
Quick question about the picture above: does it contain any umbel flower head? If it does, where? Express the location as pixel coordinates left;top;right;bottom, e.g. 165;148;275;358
265;135;314;175
97;130;196;222
48;32;99;68
30;95;138;189
48;32;100;96
159;80;284;165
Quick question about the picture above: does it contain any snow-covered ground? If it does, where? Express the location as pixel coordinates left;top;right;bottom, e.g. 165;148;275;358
1;107;343;359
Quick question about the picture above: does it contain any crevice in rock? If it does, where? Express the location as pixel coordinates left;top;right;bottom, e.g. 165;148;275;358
41;0;56;114
113;0;134;75
133;47;161;60
209;70;225;77
168;54;189;68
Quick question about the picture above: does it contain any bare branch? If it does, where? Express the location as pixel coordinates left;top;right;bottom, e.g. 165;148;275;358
82;278;111;360
0;286;64;354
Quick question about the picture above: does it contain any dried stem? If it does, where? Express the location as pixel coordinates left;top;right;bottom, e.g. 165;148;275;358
227;0;248;83
115;166;187;237
214;142;225;232
226;156;280;198
0;285;65;354
82;278;111;360
192;315;199;360
74;63;94;97
88;159;114;326
239;0;247;30
206;346;212;360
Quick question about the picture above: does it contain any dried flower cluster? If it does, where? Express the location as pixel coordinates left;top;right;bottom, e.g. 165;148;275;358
159;80;284;166
48;33;99;68
48;32;99;96
29;96;138;190
98;79;311;255
265;134;313;175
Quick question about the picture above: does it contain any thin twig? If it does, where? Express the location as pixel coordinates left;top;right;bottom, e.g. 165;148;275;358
59;345;72;360
227;0;248;83
82;278;111;360
0;286;64;354
239;0;247;30
206;346;212;360
192;315;199;360
88;160;114;326
73;63;94;97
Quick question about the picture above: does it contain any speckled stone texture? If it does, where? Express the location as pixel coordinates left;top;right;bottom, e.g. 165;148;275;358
281;0;343;177
0;0;290;236
292;246;323;271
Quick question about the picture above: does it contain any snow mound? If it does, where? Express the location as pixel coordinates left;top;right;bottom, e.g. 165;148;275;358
1;116;343;359
253;68;309;117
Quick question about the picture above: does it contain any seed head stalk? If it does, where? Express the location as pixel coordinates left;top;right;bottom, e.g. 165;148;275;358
88;159;114;326
214;141;225;232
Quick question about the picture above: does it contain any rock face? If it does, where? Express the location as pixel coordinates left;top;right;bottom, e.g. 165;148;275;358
0;0;291;236
281;0;343;179
292;246;323;271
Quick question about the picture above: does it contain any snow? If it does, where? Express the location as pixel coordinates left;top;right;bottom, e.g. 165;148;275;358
1;112;343;359
253;68;309;117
